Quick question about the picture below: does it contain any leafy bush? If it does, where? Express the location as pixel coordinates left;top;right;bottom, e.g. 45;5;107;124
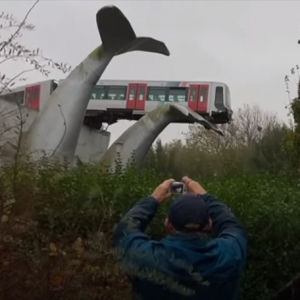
0;159;299;300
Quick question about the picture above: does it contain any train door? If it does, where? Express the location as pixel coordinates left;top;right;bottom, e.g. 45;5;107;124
31;85;40;110
135;83;147;110
188;85;198;111
126;83;147;110
24;85;40;110
24;86;32;108
198;85;209;113
126;84;137;109
188;84;209;113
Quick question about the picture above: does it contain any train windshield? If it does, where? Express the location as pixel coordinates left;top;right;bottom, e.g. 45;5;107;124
225;85;231;109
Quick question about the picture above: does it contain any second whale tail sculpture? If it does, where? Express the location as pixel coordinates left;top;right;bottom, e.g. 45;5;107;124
100;103;223;171
22;6;170;161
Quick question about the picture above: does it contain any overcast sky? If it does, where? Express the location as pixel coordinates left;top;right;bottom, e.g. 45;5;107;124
1;0;300;144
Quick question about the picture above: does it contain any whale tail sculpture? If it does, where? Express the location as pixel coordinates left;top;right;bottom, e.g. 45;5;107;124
22;6;170;161
99;103;223;171
97;6;170;56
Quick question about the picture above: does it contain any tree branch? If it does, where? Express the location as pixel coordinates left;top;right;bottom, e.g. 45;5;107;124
0;68;35;94
0;54;44;65
270;274;300;300
0;0;40;52
0;122;24;137
0;25;23;30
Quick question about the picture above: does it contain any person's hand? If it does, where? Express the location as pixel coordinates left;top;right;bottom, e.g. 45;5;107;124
151;179;175;203
182;176;207;195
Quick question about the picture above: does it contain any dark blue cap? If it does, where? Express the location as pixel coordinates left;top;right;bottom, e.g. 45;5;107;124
168;194;209;232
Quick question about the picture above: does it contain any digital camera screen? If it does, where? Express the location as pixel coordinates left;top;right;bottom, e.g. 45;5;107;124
171;182;184;194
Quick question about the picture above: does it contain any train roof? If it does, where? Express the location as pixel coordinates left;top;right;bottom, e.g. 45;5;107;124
94;79;229;87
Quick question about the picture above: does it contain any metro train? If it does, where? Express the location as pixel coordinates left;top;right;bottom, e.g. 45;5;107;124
0;79;232;129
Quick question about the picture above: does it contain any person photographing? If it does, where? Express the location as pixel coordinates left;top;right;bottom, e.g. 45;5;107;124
113;176;248;300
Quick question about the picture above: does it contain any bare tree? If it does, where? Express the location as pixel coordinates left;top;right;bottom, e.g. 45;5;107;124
0;0;72;167
185;104;280;153
0;0;71;94
0;0;74;226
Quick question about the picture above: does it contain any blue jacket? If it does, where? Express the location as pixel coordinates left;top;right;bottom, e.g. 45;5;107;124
113;193;248;300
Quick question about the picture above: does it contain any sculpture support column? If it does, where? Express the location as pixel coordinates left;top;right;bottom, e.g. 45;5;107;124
75;128;110;163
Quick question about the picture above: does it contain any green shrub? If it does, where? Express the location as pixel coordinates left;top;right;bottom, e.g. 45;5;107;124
0;159;299;300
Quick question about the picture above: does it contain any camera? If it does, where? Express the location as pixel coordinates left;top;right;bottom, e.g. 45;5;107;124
170;181;186;194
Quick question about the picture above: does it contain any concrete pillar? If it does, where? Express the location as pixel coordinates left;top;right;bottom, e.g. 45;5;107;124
75;125;111;163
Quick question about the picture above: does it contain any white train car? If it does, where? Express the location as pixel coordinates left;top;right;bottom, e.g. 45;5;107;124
0;79;232;129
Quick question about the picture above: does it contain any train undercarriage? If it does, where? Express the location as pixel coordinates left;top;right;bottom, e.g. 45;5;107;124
83;109;232;131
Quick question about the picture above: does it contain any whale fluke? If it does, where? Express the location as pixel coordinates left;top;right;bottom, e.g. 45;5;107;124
117;37;170;56
96;6;170;56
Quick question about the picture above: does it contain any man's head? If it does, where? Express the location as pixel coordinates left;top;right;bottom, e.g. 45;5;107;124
165;194;212;235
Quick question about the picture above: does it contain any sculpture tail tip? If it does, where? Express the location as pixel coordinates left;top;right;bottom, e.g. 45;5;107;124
117;37;170;57
96;6;170;56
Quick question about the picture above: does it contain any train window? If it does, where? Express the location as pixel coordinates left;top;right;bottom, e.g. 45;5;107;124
91;86;106;100
189;86;198;102
32;86;40;110
15;91;25;105
128;86;136;100
52;81;58;92
215;86;224;108
199;86;208;102
148;87;166;102
25;88;32;106
34;86;40;99
226;86;231;107
138;86;145;100
3;91;24;105
107;86;126;100
168;88;187;102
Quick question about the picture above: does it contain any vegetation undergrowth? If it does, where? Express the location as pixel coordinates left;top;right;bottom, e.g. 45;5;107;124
1;158;300;300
